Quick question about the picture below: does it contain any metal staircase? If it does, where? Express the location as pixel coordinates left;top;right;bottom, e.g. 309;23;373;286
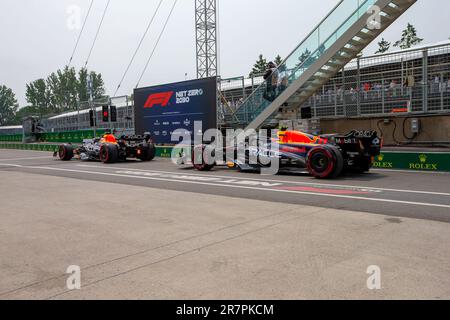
225;0;417;131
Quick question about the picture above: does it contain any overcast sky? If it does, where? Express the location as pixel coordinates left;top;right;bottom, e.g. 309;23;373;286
0;0;449;106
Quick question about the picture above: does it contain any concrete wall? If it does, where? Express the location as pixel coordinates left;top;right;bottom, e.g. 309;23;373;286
320;114;450;145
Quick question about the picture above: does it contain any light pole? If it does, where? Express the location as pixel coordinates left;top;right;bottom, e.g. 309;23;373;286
87;74;96;137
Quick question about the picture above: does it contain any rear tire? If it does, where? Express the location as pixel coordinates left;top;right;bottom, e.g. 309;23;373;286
100;144;118;164
191;145;215;171
138;143;156;162
324;145;344;178
58;144;74;161
307;146;339;179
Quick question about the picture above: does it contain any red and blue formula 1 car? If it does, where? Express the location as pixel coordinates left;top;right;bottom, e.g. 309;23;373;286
188;130;382;179
56;132;156;164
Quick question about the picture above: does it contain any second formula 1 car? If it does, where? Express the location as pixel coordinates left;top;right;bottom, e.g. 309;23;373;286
186;130;382;179
56;132;156;164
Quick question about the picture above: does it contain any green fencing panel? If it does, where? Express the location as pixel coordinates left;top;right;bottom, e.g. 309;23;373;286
1;129;113;145
0;134;21;142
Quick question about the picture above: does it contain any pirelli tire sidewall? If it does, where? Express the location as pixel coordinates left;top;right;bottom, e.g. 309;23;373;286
324;145;345;178
100;144;119;164
306;145;344;179
59;144;74;161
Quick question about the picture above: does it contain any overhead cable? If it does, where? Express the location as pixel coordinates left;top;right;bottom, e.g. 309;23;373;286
114;0;164;96
68;0;94;67
136;0;178;88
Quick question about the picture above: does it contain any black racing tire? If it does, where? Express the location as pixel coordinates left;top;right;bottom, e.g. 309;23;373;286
324;145;344;178
306;146;338;179
191;145;215;171
100;144;119;164
138;143;156;162
58;144;74;161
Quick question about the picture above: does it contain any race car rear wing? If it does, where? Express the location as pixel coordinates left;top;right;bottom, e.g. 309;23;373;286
333;130;382;156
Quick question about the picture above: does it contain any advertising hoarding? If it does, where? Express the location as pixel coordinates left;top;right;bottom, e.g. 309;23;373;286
134;77;217;144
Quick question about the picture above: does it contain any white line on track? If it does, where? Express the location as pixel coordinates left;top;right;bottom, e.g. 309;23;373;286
1;163;449;209
372;168;450;175
0;156;51;162
77;164;450;197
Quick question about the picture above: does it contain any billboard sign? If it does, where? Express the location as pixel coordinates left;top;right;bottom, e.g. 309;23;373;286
134;77;217;144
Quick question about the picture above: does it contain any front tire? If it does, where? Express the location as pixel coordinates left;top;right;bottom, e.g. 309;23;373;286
100;144;119;164
58;144;74;161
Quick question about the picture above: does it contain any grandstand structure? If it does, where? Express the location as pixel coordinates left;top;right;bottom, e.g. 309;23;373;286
221;40;450;122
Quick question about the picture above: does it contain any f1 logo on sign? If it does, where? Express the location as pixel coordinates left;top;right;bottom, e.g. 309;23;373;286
144;92;174;109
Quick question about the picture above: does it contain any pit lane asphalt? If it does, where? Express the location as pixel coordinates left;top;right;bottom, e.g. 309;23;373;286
1;149;449;223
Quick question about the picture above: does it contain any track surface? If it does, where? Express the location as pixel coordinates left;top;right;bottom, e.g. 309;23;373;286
1;149;449;223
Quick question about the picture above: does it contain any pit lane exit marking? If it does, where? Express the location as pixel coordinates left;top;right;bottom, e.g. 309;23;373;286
77;164;450;197
1;163;449;209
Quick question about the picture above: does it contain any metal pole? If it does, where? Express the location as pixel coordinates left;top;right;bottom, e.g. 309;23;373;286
356;57;361;116
422;49;428;113
88;74;96;137
334;82;337;117
76;101;80;131
441;72;444;111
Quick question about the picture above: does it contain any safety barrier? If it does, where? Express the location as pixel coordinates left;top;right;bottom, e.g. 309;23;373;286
0;143;60;152
41;130;108;143
0;130;109;144
0;142;183;159
0;134;22;142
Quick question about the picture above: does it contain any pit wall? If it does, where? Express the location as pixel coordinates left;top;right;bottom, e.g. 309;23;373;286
320;114;450;146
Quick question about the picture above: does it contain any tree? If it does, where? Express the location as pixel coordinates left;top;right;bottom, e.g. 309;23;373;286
12;106;40;125
375;38;391;54
26;79;50;117
394;23;423;49
274;55;283;66
25;66;106;116
89;71;105;100
0;85;19;126
250;54;267;76
297;49;313;69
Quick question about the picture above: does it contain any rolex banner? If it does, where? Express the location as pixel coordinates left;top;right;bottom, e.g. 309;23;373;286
373;152;450;172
